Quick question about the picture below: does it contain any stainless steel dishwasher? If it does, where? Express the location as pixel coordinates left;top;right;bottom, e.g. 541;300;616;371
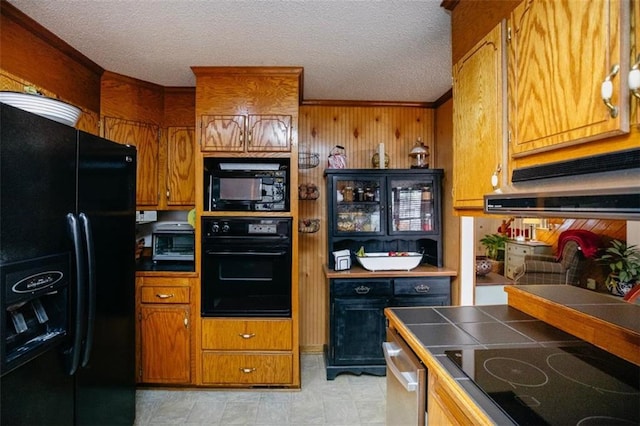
383;329;426;425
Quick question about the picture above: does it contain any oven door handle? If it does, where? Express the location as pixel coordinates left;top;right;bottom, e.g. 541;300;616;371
205;250;287;256
383;342;418;392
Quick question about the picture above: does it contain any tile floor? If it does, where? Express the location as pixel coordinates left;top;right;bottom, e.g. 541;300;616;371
134;354;386;425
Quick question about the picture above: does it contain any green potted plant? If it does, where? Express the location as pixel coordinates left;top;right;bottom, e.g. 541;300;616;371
596;239;640;296
479;233;509;274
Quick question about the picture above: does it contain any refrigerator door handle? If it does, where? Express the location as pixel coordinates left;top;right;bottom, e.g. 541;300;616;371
79;213;96;368
66;213;86;375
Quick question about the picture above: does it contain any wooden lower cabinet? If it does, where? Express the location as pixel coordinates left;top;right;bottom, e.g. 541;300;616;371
136;276;194;385
428;371;478;426
201;353;292;385
200;318;295;386
139;305;190;384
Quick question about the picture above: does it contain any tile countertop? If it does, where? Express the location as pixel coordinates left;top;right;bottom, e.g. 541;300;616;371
385;304;584;425
505;285;640;364
385;285;640;425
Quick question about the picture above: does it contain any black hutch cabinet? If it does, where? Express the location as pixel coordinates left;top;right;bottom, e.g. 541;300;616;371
324;169;450;380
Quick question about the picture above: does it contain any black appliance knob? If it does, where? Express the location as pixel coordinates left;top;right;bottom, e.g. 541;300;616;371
222;223;230;233
211;223;220;233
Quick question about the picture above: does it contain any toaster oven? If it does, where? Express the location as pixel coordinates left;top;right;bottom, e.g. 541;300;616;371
152;223;194;262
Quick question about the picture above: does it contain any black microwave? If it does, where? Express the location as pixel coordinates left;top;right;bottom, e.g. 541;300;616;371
204;158;289;212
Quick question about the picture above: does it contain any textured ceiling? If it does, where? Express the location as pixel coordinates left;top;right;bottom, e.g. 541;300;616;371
7;0;452;102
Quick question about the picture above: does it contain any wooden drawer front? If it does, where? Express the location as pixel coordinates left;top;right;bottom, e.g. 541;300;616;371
507;243;534;257
201;319;292;350
333;279;392;297
202;352;292;385
141;286;190;304
393;278;450;296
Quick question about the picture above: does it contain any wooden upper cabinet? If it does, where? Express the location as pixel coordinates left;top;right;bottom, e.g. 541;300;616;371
453;23;505;210
201;115;246;151
166;126;195;205
104;117;159;206
246;114;292;151
201;114;291;152
193;67;301;153
507;0;630;159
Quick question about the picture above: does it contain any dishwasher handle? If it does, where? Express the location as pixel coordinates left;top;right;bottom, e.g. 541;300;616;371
383;342;418;392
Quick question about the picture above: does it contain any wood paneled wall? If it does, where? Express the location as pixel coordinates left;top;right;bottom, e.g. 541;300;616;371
297;105;437;351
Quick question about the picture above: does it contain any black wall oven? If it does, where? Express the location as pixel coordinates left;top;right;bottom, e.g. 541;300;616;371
201;217;292;317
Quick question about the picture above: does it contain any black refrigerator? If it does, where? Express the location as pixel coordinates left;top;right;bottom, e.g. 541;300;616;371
0;103;137;425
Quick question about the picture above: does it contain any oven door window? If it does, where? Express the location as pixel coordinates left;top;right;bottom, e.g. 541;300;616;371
202;247;291;317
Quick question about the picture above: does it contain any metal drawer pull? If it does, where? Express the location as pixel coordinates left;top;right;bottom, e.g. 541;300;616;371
239;333;256;339
414;285;430;293
155;293;175;299
240;367;256;374
354;285;371;295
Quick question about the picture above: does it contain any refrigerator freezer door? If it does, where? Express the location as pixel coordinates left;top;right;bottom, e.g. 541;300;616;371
1;104;77;425
75;132;137;425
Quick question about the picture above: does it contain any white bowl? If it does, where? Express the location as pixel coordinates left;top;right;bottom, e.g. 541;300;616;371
356;252;423;271
0;91;81;126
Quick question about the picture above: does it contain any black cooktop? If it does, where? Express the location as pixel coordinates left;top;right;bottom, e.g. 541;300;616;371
446;345;640;425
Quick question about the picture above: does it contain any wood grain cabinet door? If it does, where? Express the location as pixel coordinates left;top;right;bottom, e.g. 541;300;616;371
139;305;190;384
508;0;630;158
166;126;195;206
200;115;245;152
103;117;159;206
452;23;505;210
246;114;291;152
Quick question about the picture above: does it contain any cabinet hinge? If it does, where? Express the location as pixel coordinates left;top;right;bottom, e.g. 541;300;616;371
508;130;513;143
507;27;512;43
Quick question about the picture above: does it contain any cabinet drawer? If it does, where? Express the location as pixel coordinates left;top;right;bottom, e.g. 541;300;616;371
140;286;190;304
333;279;392;297
393;278;450;296
201;352;292;385
201;319;292;350
507;244;533;256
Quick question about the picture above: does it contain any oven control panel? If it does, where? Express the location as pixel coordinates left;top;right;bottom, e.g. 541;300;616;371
202;217;291;239
248;224;277;234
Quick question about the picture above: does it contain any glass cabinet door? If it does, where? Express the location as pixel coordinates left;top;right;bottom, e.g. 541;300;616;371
388;176;437;234
332;175;385;235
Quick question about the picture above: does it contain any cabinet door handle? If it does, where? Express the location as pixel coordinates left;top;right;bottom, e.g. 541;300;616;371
630;54;640;100
155;293;174;299
491;164;501;189
414;285;430;293
239;367;256;374
354;285;371;295
239;333;256;339
601;64;620;118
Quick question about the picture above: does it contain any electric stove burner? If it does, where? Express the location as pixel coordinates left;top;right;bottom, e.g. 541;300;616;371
446;345;640;425
577;416;639;425
547;352;640;395
484;357;549;388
